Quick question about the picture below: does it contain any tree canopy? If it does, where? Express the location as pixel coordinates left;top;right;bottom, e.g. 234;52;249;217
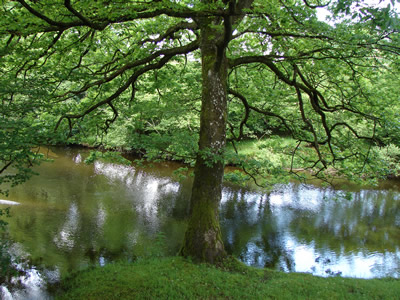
1;0;399;262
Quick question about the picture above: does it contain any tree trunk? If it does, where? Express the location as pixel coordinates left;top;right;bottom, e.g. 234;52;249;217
180;23;228;263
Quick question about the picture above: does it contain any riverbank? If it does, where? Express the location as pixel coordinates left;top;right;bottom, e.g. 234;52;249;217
60;137;400;185
55;256;400;299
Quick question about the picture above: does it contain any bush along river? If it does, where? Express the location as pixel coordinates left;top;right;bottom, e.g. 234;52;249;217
1;147;400;299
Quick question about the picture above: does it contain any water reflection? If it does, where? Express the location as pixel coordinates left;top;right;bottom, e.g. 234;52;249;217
0;244;53;300
1;147;400;298
94;161;181;232
54;202;79;250
1;268;50;300
221;183;400;278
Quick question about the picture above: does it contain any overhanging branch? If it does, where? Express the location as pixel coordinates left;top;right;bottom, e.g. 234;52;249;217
58;40;200;98
55;40;199;133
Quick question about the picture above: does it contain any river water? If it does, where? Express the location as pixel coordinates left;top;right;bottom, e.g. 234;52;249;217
1;147;400;298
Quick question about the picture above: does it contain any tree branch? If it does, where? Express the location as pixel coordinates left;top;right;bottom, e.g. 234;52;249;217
58;40;200;98
55;39;199;132
64;0;105;30
140;21;198;45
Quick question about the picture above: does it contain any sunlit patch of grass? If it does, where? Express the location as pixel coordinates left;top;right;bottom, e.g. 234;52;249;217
226;136;298;168
56;256;400;300
223;136;299;187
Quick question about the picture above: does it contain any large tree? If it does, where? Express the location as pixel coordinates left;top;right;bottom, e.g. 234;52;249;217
1;0;399;262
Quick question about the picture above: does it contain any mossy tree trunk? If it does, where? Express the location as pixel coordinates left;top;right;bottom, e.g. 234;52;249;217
180;21;229;263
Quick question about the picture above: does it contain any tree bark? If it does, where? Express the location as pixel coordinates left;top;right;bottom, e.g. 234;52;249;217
180;22;228;263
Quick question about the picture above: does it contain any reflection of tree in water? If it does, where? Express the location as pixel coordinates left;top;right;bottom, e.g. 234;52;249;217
220;189;258;256
261;227;293;271
221;191;296;271
290;189;400;253
84;246;130;266
220;185;400;276
259;195;295;271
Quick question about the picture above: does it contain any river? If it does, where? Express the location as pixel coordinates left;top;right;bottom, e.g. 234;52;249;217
1;147;400;298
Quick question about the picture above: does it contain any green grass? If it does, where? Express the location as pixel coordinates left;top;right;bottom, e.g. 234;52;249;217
55;256;400;300
226;137;296;163
225;137;302;174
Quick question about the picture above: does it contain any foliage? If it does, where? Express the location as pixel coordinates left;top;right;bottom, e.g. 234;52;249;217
0;0;399;186
56;256;400;300
172;167;192;181
0;208;18;283
0;207;10;232
224;170;251;186
0;119;44;196
1;0;400;262
84;150;131;166
374;144;400;178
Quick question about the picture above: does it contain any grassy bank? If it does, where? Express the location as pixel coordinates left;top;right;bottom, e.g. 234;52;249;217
55;256;400;300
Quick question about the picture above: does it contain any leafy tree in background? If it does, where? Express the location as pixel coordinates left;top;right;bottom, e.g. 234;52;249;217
0;0;399;263
0;77;46;195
